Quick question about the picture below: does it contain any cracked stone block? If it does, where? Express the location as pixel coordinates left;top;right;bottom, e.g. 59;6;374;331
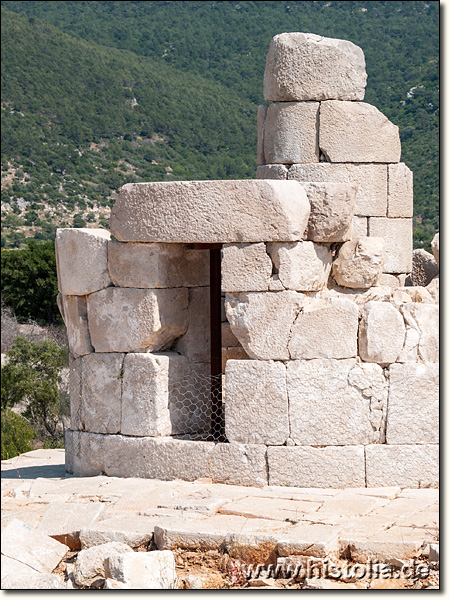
204;443;268;487
108;241;209;288
368;218;412;273
225;360;289;445
411;249;439;287
256;164;289;180
431;233;439;266
332;237;385;289
267;446;366;488
319;101;401;163
386;363;439;445
257;105;268;165
261;102;319;164
264;33;367;101
110;180;310;243
55;228;111;296
267;241;332;291
225;291;305;360
174;287;210;363
358;301;405;363
289;297;358;359
221;243;273;292
288;359;388;445
397;303;439;363
365;444;439;488
387;163;413;217
87;287;188;353
58;294;93;358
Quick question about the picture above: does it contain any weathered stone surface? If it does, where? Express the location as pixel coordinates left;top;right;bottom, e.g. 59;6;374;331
332;237;385;289
267;241;332;291
261;102;319;164
36;502;105;550
220;496;321;521
411;249;439;287
103;579;128;589
426;275;439;304
289;297;358;359
387;163;413;217
397;286;435;304
55;228;111;295
65;430;106;477
358;301;405;363
368;218;412;273
320;101;401;163
221;322;241;347
257;105;268;165
377;274;400;288
174;287;210;362
301;181;357;242
105;550;178;589
267;446;366;488
352;216;368;238
204;443;268;487
108;241;209;288
398;303;439;363
1;572;67;590
58;294;93;358
386;363;439;445
80;516;157;549
222;347;249;371
365;444;439;488
111;180;311;243
74;542;133;588
264;33;367;102
68;357;83;430
87;287;188;353
325;284;393;308
225;291;305;360
288;359;388;445
289;163;387;217
225;360;288;445
431;232;439;265
277;524;340;558
256;164;288;180
222;243;272;292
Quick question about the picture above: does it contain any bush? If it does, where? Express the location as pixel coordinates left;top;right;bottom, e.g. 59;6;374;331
1;409;36;460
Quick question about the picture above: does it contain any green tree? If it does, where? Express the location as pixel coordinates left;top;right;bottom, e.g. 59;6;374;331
1;409;36;460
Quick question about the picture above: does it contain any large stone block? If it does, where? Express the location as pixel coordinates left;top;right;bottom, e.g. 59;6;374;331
261;102;319;164
225;360;289;445
108;241;209;288
55;228;111;295
204;443;268;487
319;101;401;163
267;446;366;488
174;287;210;362
332;237;385;289
110;180;310;243
352;216;368;238
255;164;288;180
365;445;439;488
221;243;272;292
386;363;439;445
358;301;405;363
431;232;439;266
368;218;412;273
37;502;105;550
287;359;388;445
387;163;413;218
69;357;83;430
104;551;177;589
264;33;367;102
267;241;332;291
288;297;358;359
225;291;305;360
411;249;439;287
288;163;388;217
397;303;439;363
87;287;188;353
58;294;93;358
65;430;107;477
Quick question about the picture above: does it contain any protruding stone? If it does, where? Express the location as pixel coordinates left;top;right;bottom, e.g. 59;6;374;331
256;164;288;180
174;287;210;363
319;101;401;163
358;301;405;363
104;550;178;589
58;294;93;358
368;218;412;273
365;445;439;488
225;360;289;445
37;502;105;550
264;33;367;102
431;233;439;265
222;243;273;292
387;163;413;217
74;542;133;588
110;180;311;243
87;287;188;353
332;237;385;289
426;276;439;304
411;249;439;287
55;228;111;295
267;241;332;291
397;303;439;363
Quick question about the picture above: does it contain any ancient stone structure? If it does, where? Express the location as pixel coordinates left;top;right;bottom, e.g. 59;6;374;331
58;33;439;489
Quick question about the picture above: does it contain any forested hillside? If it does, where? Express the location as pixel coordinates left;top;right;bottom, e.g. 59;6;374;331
1;1;439;249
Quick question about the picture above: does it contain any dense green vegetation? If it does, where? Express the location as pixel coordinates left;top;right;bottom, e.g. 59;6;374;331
1;1;439;250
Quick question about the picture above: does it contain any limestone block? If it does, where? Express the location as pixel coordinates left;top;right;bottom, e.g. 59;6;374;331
221;243;272;292
398;303;439;363
368;218;412;273
426;276;439;304
319;101;401;163
74;542;133;588
80;516;157;549
204;443;268;487
377;274;400;288
288;359;388;445
225;360;288;445
268;275;285;291
324;284;392;307
267;446;366;488
37;502;105;550
411;249;439;287
277;524;341;558
58;294;92;358
288;297;358;359
267;241;332;291
431;232;439;265
108;241;209;288
289;163;387;217
264;33;367;102
262;102;319;164
301;181;357;242
87;287;188;353
358;301;405;363
69;357;83;431
225;291;305;360
352;216;368;238
222;347;249;371
1;572;67;590
257;105;268;165
256;164;288;179
65;430;107;477
111;180;311;243
365;445;439;488
174;287;210;362
396;286;435;304
104;550;177;589
55;228;111;295
387;163;413;217
386;363;439;445
221;323;241;347
332;237;385;289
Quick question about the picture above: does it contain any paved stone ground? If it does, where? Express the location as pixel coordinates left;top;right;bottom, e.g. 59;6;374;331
1;449;439;589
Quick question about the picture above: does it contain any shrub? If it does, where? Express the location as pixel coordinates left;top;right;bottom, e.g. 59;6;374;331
1;409;36;460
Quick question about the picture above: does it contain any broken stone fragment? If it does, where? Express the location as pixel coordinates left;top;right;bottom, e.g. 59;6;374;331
431;232;439;265
332;237;385;289
358;301;405;364
368;218;412;273
74;542;133;588
221;243;273;292
267;241;332;291
411;248;439;287
104;550;178;589
397;302;439;363
58;294;93;358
